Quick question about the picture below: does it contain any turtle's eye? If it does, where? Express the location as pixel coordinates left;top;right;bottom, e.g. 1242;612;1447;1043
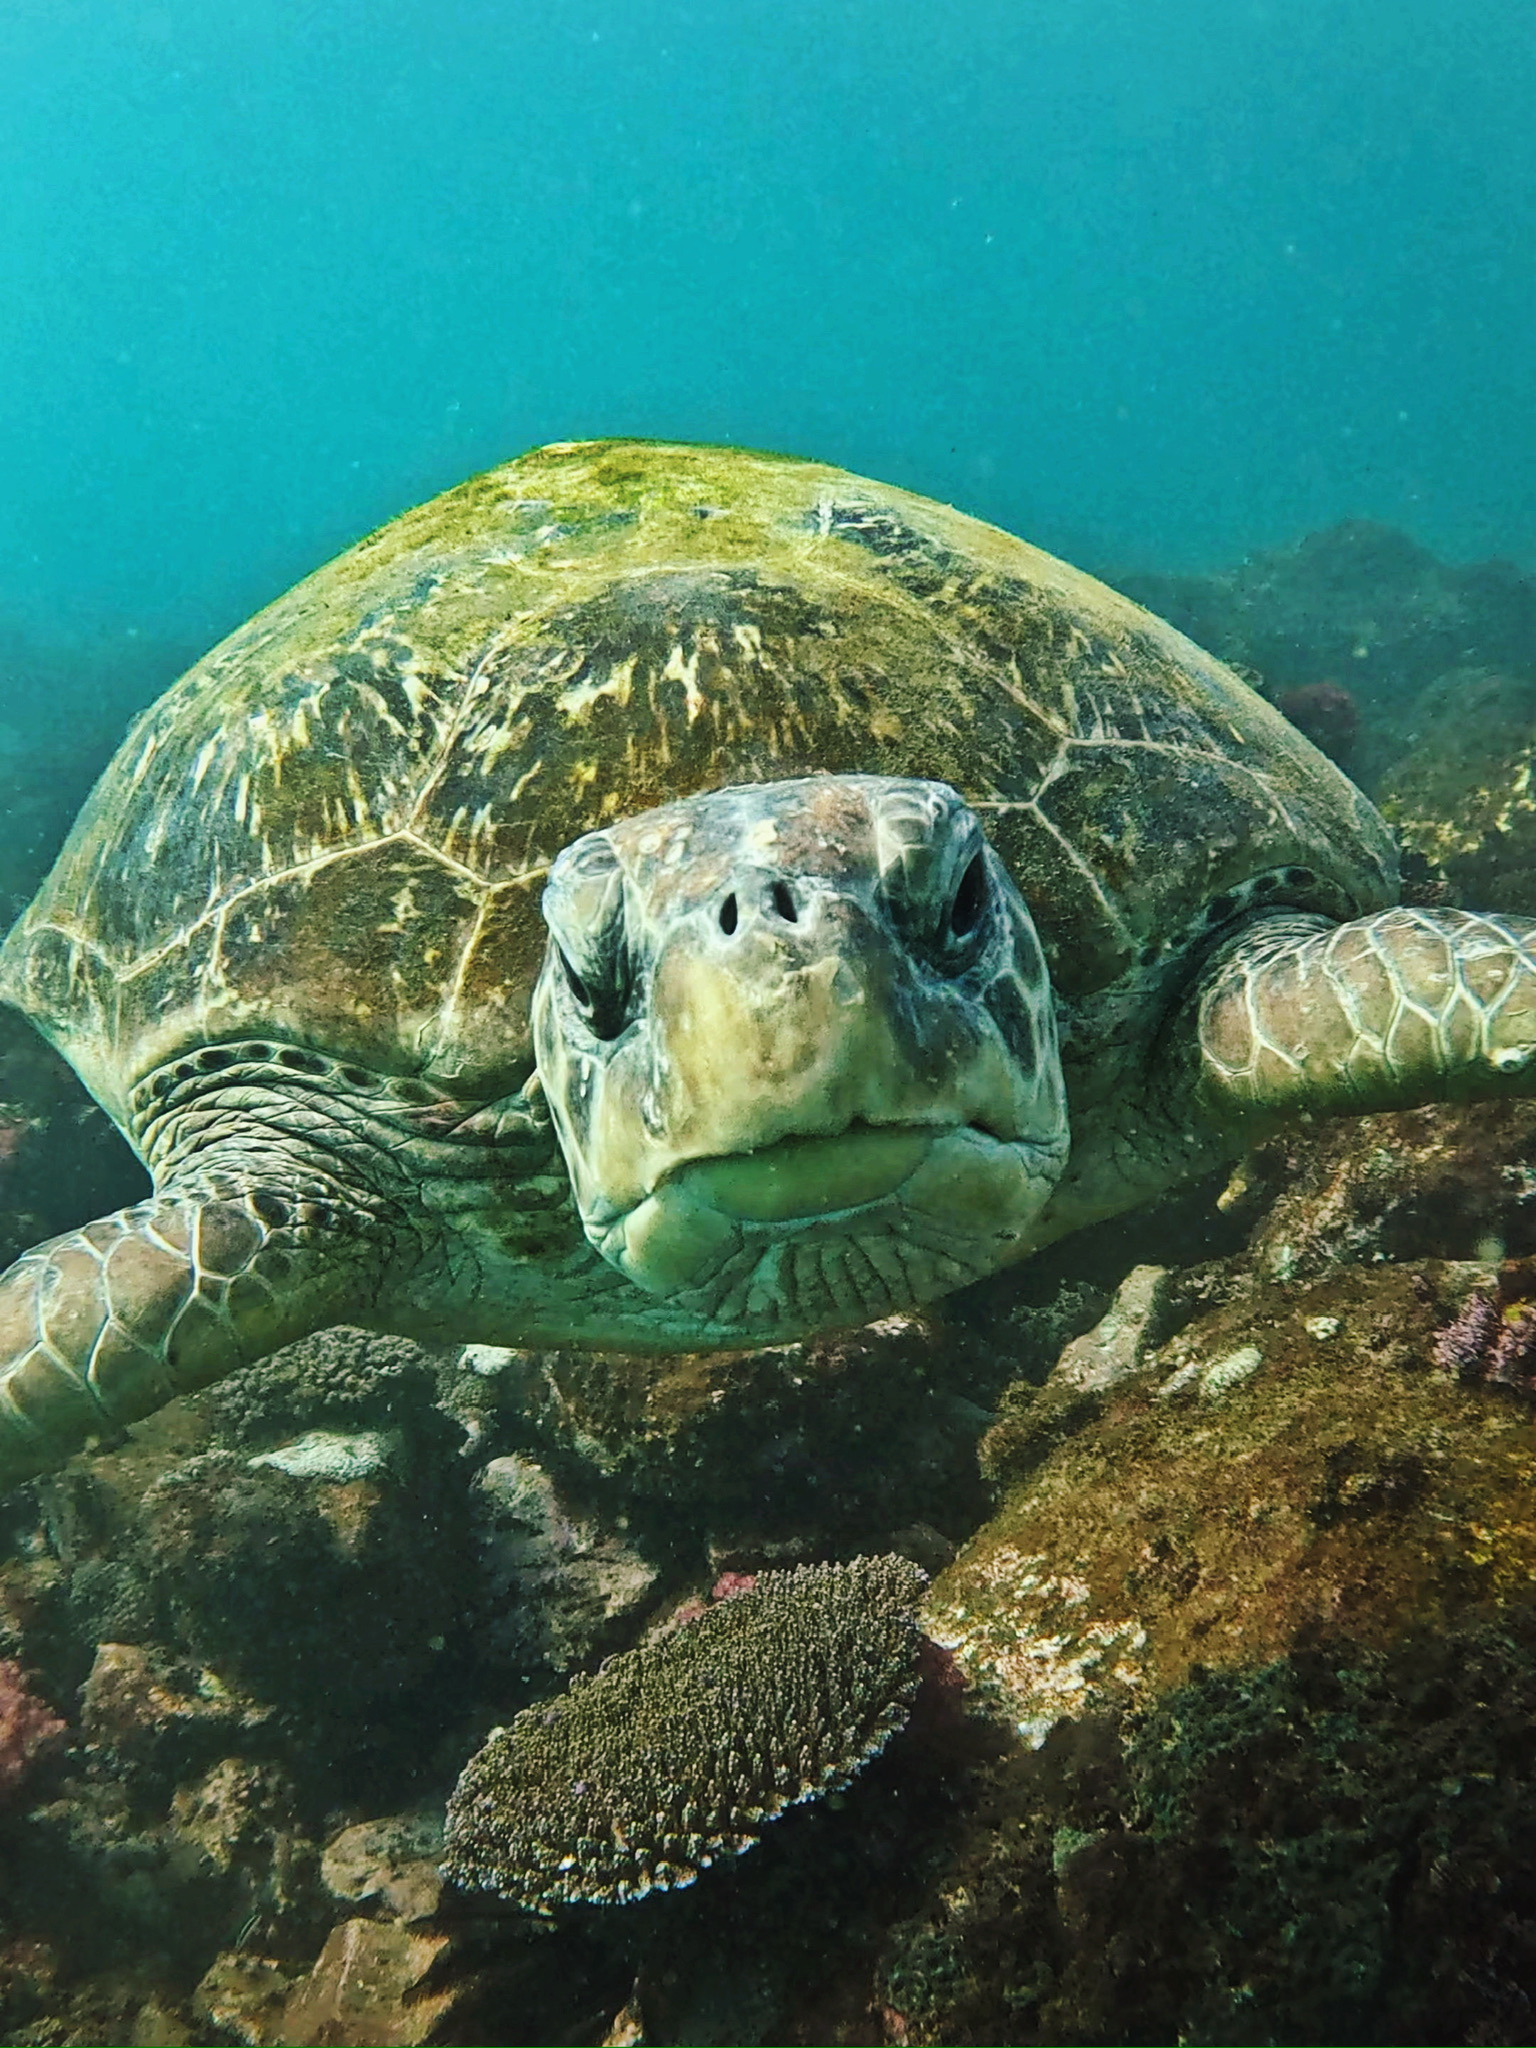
560;954;593;1011
554;938;630;1041
875;785;992;974
543;834;631;1041
947;852;988;939
926;847;992;975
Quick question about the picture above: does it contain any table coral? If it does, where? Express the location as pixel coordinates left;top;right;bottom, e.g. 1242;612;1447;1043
443;1554;926;1911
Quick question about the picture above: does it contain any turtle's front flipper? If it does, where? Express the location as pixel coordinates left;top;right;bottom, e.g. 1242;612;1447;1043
0;1185;383;1490
1194;906;1536;1131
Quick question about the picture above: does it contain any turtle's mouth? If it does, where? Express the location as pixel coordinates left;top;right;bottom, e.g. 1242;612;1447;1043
655;1120;939;1222
592;1116;1064;1323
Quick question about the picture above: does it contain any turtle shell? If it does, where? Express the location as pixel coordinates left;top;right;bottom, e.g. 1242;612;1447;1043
0;441;1397;1128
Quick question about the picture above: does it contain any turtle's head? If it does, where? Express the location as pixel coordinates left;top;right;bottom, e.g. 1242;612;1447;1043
533;775;1068;1336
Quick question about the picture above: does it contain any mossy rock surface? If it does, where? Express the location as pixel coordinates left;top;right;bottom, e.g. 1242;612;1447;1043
1377;666;1536;914
932;1261;1536;1731
871;1259;1536;2045
470;1313;1004;1556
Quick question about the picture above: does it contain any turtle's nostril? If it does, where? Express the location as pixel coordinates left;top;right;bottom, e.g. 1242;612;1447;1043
770;880;798;924
719;892;739;936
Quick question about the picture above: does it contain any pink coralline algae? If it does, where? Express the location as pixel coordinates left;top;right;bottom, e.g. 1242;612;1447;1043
1433;1288;1536;1394
0;1659;66;1803
710;1571;759;1602
1276;680;1360;764
659;1573;760;1638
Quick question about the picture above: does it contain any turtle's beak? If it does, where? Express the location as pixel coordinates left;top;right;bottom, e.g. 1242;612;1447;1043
533;774;1069;1335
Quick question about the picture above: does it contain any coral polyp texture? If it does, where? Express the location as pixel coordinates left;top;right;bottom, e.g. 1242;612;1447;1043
442;1554;926;1912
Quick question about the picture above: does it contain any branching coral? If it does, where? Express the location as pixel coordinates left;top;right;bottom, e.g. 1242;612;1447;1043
442;1554;927;1912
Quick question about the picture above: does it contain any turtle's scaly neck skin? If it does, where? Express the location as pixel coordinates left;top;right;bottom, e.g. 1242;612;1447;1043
123;1044;830;1353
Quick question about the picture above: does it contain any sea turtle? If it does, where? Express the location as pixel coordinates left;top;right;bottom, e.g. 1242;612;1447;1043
2;439;1535;1491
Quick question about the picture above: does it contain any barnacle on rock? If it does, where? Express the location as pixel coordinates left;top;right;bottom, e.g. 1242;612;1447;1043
442;1555;927;1912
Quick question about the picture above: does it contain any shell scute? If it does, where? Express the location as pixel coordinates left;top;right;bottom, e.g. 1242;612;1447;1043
212;838;483;1059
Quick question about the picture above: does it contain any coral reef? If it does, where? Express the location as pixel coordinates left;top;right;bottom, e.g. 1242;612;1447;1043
934;1262;1529;1731
1117;519;1536;721
1116;525;1536;805
445;1313;1007;1565
841;1251;1536;2046
443;1556;927;1912
865;1612;1536;2048
1375;666;1536;916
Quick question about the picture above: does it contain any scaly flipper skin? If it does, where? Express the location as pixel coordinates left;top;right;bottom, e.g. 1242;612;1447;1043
0;1037;866;1490
0;1187;372;1490
0;1045;558;1491
1196;907;1536;1127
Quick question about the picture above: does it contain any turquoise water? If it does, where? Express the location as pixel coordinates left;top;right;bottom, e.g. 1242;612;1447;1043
1;0;1532;656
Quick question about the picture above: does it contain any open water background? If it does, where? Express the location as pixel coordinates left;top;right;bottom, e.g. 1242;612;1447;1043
4;0;1531;916
2;0;1534;665
0;0;1534;951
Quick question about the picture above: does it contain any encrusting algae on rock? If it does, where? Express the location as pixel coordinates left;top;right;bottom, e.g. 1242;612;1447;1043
931;1256;1536;1737
851;1241;1536;2045
442;1554;927;1912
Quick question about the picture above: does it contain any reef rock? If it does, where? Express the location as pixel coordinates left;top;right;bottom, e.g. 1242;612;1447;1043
79;1640;270;1774
131;1329;474;1718
321;1812;445;1927
866;1257;1536;2045
456;1314;1004;1568
138;1442;461;1717
1376;665;1536;917
1236;1096;1536;1282
471;1452;659;1680
275;1919;459;2048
